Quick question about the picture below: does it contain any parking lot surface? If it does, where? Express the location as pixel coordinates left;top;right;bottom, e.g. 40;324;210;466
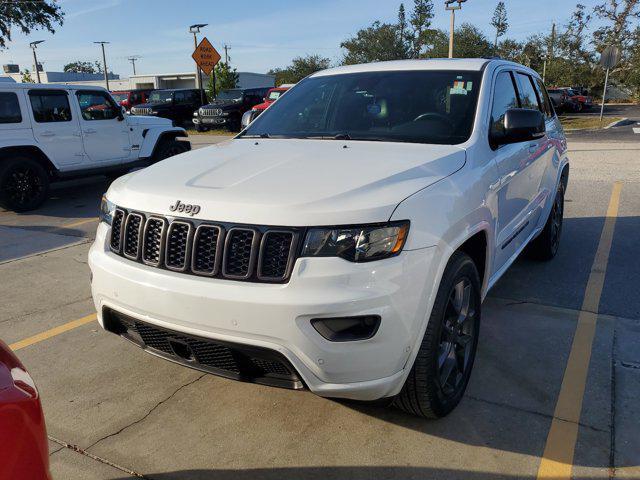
1;133;638;479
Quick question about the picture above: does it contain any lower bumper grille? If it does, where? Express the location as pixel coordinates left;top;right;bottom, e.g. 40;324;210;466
103;308;304;390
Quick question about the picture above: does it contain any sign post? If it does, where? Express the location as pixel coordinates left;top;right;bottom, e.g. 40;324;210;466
192;37;221;100
599;45;621;121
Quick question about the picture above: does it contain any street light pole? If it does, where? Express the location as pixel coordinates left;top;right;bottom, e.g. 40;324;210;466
128;56;140;76
445;0;467;59
189;24;208;104
94;41;110;90
29;40;45;83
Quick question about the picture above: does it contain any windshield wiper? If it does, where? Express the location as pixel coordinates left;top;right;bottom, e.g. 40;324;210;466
238;133;270;139
303;133;352;140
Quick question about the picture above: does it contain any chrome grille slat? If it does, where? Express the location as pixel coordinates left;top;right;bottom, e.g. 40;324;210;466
123;212;144;260
165;221;193;271
200;108;222;116
109;209;296;283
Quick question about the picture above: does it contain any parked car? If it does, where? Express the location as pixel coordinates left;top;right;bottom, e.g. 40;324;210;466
0;83;190;211
547;88;577;113
0;339;52;480
90;59;568;418
193;87;271;132
131;89;204;124
111;89;154;113
562;87;593;111
241;85;292;129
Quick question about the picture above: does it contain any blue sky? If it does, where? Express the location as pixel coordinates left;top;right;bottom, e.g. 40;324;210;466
1;0;606;77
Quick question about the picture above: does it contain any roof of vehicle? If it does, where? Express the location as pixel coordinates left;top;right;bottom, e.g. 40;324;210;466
112;88;154;93
152;88;199;93
0;82;108;91
311;58;534;77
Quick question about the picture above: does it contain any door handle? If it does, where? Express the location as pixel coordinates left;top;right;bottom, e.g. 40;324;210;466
83;128;97;134
528;143;539;153
40;131;55;137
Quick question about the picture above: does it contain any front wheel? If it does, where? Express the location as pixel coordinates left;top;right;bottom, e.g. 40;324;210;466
394;252;481;418
153;139;189;163
0;157;50;212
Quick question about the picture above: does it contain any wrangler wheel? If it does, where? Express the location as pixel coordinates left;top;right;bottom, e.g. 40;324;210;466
0;157;50;212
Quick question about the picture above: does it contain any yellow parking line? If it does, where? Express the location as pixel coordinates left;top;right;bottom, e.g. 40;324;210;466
9;313;97;352
537;181;623;479
57;217;99;229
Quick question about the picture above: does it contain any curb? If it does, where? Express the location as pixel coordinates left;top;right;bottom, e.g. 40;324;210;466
564;117;628;132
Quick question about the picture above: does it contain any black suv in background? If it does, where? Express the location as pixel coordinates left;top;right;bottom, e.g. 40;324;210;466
193;87;270;131
131;89;204;124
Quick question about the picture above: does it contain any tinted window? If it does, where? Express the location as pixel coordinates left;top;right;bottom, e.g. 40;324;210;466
244;70;482;145
29;91;72;123
515;73;541;110
490;72;519;137
77;91;120;120
0;92;22;124
533;78;554;118
174;91;187;104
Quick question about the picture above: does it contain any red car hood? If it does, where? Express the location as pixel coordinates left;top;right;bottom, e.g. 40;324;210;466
252;100;273;111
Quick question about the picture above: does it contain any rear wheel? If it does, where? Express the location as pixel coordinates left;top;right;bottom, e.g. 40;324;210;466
0;157;50;212
394;252;481;418
153;139;189;163
528;182;565;260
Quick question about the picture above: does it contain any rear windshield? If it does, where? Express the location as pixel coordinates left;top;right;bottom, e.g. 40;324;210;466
111;93;128;102
242;70;482;145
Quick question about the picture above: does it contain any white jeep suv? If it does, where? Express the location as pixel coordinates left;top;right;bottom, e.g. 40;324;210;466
0;83;189;212
90;59;568;418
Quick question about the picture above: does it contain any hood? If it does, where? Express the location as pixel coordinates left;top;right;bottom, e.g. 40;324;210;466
203;99;240;109
125;115;172;127
107;139;466;226
252;100;271;111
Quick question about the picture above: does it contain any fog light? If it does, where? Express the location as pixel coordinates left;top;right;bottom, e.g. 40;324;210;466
311;315;381;342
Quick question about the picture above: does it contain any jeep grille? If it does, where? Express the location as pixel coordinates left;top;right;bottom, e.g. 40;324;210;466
109;208;300;283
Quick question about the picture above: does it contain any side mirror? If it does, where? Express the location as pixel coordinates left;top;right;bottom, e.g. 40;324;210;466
241;110;254;130
490;109;545;147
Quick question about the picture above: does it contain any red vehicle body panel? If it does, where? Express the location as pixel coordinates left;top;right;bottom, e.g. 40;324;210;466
0;340;52;480
252;87;290;113
112;90;152;110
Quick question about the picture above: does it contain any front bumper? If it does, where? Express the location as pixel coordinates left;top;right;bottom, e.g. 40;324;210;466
194;115;228;126
89;223;437;400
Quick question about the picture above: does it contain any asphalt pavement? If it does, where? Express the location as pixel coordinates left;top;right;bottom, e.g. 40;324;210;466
0;133;638;479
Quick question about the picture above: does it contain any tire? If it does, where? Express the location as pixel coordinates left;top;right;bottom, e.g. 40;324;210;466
153;139;189;163
394;251;481;418
195;125;208;133
528;182;565;260
0;156;50;212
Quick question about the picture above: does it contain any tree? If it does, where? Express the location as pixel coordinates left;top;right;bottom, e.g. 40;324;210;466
63;61;100;74
491;2;508;51
207;61;239;98
409;0;435;57
341;21;408;64
20;69;34;83
0;0;64;49
423;24;492;59
268;54;331;85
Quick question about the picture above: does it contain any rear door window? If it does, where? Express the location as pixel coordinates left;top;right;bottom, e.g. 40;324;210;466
0;92;22;123
29;90;72;122
515;73;541;111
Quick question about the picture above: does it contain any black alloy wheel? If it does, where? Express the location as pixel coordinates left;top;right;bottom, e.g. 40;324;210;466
0;157;50;212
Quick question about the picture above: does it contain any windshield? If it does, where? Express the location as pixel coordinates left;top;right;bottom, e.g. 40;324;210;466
111;93;128;103
148;91;173;103
243;70;482;145
217;89;243;101
267;90;283;101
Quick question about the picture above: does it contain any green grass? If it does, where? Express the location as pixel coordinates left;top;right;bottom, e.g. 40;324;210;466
184;127;234;136
560;116;623;130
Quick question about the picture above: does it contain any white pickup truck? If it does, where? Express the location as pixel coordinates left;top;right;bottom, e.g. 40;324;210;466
0;83;189;211
90;58;568;418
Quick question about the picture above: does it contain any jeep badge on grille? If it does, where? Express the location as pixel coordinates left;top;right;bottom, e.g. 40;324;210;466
169;200;201;216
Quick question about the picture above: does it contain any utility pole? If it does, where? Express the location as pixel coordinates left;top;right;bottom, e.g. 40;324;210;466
94;41;110;90
445;0;467;59
224;44;230;64
128;56;141;76
29;40;45;83
189;24;208;104
542;23;556;83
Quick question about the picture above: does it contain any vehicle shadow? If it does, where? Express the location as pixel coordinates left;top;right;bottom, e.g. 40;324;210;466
110;466;567;480
0;225;89;262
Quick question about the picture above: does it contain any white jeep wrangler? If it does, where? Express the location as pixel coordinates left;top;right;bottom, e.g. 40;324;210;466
0;83;189;212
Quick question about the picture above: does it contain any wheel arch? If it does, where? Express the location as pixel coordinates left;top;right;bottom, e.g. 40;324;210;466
139;127;189;159
0;146;57;178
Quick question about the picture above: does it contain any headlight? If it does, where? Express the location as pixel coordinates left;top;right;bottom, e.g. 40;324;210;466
301;221;409;262
99;195;116;225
